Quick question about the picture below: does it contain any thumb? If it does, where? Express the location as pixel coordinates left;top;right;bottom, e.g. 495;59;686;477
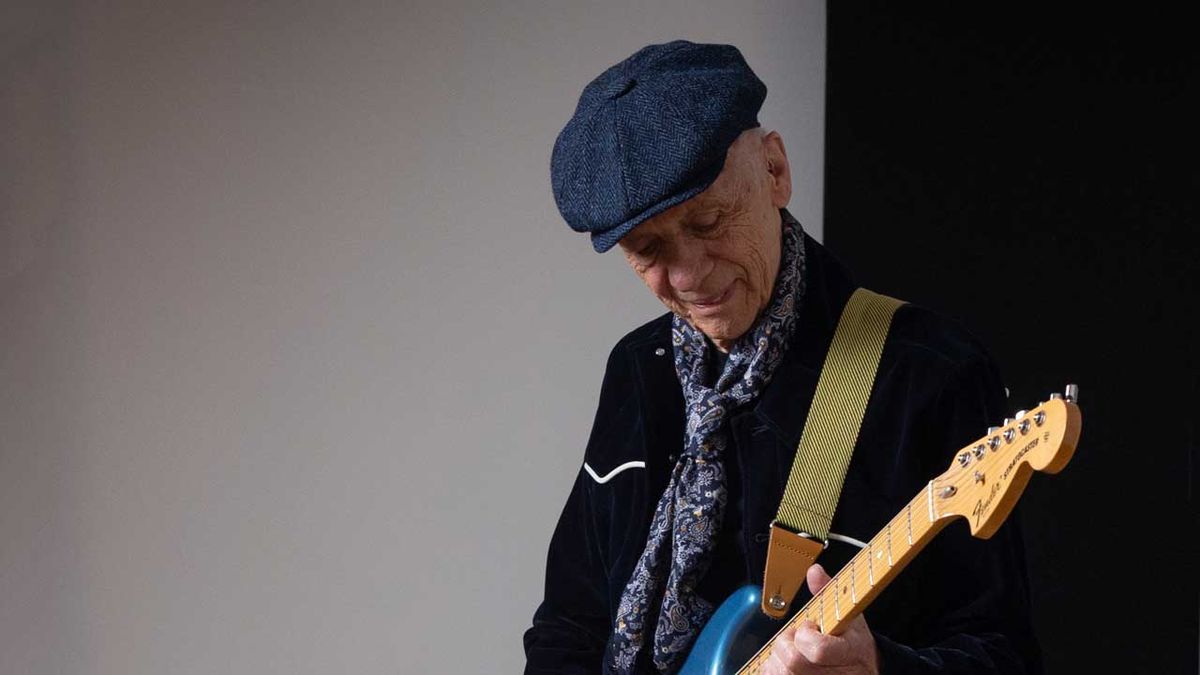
806;563;831;594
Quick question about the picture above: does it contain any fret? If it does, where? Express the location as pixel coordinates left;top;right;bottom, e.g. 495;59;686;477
868;544;874;585
834;580;841;620
850;559;857;603
906;504;913;544
887;522;893;566
818;593;825;633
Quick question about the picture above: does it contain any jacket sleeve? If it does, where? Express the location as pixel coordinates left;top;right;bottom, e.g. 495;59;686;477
523;466;611;673
524;342;637;673
872;353;1043;675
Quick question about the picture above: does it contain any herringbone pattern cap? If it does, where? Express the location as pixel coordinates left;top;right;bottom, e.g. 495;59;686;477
551;40;766;252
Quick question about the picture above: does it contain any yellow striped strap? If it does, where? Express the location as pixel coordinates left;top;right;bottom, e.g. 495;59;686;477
775;288;905;541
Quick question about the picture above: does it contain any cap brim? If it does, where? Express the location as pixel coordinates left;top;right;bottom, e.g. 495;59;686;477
589;160;724;253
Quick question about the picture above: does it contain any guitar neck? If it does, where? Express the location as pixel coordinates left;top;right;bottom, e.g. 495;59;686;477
739;482;950;674
730;394;1082;673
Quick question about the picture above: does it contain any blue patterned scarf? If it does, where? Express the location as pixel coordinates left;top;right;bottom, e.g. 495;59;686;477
608;212;806;673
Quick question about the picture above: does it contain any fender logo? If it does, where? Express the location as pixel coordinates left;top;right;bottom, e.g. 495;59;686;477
972;437;1039;527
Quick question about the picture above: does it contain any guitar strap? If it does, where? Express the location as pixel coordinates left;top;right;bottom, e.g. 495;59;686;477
760;288;905;618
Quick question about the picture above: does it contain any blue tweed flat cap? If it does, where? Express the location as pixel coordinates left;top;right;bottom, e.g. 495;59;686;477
551;40;767;252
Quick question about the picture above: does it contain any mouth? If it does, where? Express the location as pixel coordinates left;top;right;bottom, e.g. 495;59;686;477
688;283;734;316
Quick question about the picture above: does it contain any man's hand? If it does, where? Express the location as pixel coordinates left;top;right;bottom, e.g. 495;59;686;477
762;564;880;674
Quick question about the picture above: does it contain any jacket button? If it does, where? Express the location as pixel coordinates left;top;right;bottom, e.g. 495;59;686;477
654;347;666;356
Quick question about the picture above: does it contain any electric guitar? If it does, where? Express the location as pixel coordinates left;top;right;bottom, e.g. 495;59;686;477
679;386;1083;674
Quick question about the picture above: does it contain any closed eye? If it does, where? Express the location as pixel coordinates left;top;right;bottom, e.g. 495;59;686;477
686;205;723;230
635;241;659;258
688;217;721;237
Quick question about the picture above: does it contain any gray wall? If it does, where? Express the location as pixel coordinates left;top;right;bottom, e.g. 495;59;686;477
0;1;824;672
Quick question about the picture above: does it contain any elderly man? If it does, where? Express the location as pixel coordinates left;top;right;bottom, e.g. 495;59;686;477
524;41;1040;674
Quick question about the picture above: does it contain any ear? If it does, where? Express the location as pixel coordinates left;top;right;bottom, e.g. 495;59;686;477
762;131;792;209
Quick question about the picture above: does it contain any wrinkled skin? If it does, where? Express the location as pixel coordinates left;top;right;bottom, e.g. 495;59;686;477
616;128;791;352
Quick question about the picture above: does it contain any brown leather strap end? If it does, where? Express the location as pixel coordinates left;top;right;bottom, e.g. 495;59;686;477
761;523;825;619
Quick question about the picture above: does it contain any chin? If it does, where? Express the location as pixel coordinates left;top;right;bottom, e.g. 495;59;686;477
696;318;746;345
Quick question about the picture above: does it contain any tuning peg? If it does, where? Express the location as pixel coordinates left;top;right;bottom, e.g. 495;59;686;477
1049;393;1062;400
1015;410;1028;420
1002;418;1013;426
986;428;1002;450
1064;384;1079;403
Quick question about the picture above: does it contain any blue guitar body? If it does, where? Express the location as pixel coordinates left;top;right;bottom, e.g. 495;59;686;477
678;585;782;675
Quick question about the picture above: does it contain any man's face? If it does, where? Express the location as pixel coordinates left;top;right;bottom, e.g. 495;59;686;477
617;130;792;351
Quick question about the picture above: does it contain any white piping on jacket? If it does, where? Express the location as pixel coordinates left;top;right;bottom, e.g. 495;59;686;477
583;461;646;484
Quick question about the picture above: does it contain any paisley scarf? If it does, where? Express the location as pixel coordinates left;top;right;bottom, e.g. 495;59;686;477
608;211;806;672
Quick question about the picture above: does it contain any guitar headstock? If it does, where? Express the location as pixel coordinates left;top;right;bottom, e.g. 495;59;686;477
932;385;1082;538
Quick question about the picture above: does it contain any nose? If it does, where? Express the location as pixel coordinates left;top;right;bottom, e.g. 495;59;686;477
666;237;712;294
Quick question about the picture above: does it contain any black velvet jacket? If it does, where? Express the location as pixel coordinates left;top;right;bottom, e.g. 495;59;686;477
525;234;1042;674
